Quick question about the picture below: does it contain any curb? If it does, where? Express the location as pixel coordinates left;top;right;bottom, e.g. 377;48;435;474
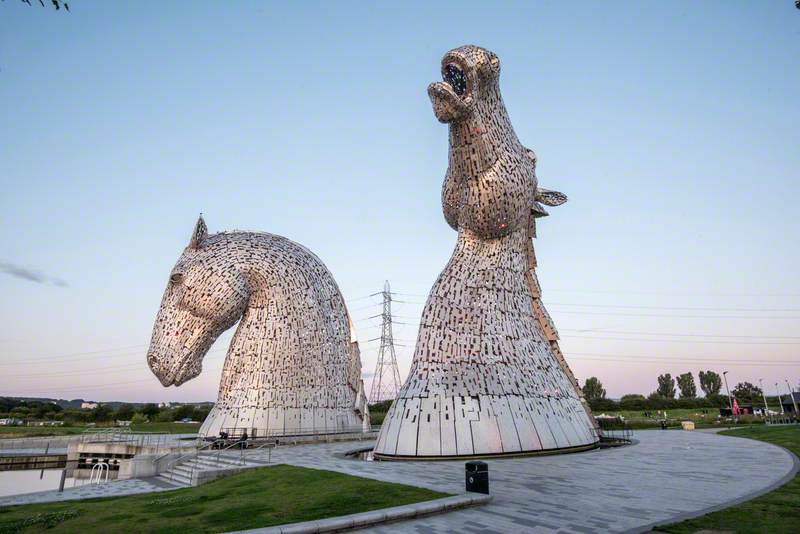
226;492;492;533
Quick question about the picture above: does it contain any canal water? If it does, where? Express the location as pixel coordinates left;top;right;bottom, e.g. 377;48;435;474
0;469;87;498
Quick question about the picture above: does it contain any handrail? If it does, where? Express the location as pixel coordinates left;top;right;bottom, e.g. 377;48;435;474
89;462;109;484
180;438;249;484
247;439;277;463
159;438;223;482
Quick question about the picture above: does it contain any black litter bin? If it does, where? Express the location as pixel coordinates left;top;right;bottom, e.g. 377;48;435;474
465;461;489;494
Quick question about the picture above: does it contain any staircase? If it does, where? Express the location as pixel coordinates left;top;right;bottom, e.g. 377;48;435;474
155;450;265;487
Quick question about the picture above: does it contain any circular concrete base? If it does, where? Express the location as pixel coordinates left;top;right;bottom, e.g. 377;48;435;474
372;440;600;461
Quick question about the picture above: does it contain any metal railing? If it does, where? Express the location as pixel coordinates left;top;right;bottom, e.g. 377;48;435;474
766;414;799;425
156;438;223;484
79;428;182;450
216;424;376;441
595;418;633;444
0;435;75;451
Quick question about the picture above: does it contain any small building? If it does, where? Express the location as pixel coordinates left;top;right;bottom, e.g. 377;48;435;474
780;392;800;413
81;402;99;410
158;402;172;408
116;420;132;427
0;418;23;426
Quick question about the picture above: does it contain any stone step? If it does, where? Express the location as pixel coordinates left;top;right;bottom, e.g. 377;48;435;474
159;470;191;486
155;473;190;487
170;465;194;477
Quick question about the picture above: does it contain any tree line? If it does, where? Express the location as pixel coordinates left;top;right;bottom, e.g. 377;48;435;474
581;371;774;411
0;397;210;425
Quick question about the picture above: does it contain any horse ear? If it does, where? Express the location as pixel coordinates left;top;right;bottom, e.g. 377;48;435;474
189;215;208;249
536;189;568;207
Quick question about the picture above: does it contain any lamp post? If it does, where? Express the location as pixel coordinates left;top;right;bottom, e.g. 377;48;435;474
776;383;785;414
786;380;799;416
722;371;734;412
759;378;769;416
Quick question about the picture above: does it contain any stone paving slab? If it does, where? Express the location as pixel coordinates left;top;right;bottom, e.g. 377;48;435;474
0;429;794;534
247;429;796;534
0;476;179;507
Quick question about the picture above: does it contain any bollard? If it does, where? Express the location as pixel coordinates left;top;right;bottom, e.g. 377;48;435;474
465;461;489;494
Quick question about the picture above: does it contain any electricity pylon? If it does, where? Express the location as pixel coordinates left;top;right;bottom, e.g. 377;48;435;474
369;281;402;403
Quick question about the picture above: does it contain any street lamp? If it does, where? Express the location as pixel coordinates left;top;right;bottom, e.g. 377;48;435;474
786;379;799;416
758;378;769;415
776;382;785;414
722;371;734;412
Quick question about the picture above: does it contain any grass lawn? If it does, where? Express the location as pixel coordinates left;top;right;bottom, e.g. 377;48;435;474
0;427;85;439
0;465;446;533
654;425;800;534
596;408;763;430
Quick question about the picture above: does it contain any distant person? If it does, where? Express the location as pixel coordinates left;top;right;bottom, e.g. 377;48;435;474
240;430;248;449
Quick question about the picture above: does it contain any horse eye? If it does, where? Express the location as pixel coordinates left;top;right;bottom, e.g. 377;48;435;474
444;64;467;96
170;273;184;285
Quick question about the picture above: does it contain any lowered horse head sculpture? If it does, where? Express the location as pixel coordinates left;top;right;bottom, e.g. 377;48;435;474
147;217;246;387
147;216;369;437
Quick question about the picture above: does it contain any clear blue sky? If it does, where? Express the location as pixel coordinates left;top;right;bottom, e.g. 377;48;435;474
1;1;798;402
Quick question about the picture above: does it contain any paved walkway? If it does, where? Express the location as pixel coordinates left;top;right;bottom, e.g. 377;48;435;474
0;473;180;507
249;429;796;533
0;430;795;534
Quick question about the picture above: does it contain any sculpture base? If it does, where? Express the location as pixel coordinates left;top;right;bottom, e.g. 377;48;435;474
199;405;368;438
372;440;599;461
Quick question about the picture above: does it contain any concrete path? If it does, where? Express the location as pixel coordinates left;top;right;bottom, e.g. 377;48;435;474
0;429;795;534
245;429;797;534
0;473;181;507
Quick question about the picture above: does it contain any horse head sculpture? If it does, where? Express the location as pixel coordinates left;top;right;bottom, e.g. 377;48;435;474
147;217;247;387
147;216;369;436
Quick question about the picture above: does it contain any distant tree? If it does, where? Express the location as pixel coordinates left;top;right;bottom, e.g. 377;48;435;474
115;404;135;421
732;382;762;404
155;409;174;422
619;393;647;410
131;413;147;425
142;404;160;418
620;394;646;402
582;377;606;401
91;404;113;423
656;374;676;399
698;371;722;397
676;373;697;399
192;406;211;422
173;405;195;421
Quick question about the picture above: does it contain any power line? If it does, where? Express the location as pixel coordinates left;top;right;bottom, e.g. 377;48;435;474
560;328;800;340
565;351;797;365
0;344;148;365
551;310;799;319
548;302;800;313
568;356;797;367
562;334;800;345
